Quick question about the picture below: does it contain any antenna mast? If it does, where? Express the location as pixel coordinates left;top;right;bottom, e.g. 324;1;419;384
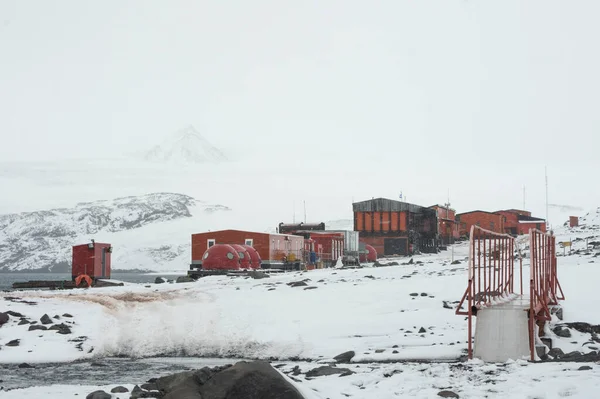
545;166;549;230
303;200;307;224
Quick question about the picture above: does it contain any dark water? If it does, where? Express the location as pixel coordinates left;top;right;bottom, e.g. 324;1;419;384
0;357;240;390
0;273;187;291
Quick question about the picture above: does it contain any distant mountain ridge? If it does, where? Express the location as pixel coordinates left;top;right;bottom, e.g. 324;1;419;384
0;193;231;272
142;125;228;164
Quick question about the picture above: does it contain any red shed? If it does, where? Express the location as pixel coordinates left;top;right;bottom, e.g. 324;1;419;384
569;216;579;228
72;241;112;280
309;232;344;266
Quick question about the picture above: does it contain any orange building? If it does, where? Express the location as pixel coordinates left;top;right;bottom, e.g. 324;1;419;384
457;211;506;236
353;198;438;256
430;205;459;244
495;209;546;235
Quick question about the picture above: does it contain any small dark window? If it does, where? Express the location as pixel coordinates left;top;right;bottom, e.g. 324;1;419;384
490;222;495;230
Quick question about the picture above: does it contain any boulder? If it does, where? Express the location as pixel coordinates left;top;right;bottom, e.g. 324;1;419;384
548;347;564;359
28;325;47;331
49;323;72;334
438;390;460;398
287;281;308;287
6;339;20;347
86;390;112;399
0;312;9;326
6;311;24;318
306;366;353;378
156;361;304;399
553;326;572;338
155;277;166;284
249;271;269;279
110;386;129;393
333;350;355;363
40;314;53;325
176;276;194;283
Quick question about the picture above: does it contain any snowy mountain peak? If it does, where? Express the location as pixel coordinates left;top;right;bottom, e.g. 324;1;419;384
142;125;228;165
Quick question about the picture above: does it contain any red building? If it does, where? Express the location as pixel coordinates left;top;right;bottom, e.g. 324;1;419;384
570;216;579;228
71;241;112;280
430;205;459;244
495;209;546;235
457;211;505;236
353;198;438;256
191;229;304;269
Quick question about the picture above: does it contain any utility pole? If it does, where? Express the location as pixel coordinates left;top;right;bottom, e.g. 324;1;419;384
545;166;549;230
304;200;307;224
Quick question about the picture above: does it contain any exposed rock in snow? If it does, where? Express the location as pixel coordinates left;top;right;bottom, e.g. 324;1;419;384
142;125;228;165
0;192;231;272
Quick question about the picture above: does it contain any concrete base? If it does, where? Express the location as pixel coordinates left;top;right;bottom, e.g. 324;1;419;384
474;298;531;362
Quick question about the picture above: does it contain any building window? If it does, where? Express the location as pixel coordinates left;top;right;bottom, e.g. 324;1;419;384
476;222;481;227
490;222;495;230
245;239;253;247
207;239;215;248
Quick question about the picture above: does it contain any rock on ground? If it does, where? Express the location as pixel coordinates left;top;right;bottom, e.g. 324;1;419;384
86;390;112;399
333;350;355;363
0;312;9;326
128;361;305;399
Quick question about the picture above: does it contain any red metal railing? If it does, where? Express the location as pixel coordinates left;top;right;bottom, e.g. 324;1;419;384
456;225;518;359
529;228;565;359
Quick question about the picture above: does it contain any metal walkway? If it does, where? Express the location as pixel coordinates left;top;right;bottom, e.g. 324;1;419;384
456;226;565;361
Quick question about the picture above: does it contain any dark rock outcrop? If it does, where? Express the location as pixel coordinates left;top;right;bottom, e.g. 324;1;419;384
28;325;47;331
6;339;20;347
6;311;24;318
40;314;53;325
148;361;304;399
438;390;460;398
110;386;129;393
333;350;355;363
86;390;112;399
0;312;9;326
305;366;354;378
249;271;269;279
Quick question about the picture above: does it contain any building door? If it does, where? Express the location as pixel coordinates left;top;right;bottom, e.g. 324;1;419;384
101;248;106;278
384;238;408;256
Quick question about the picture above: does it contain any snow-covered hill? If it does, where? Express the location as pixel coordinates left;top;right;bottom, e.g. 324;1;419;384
0;193;231;272
142;125;227;164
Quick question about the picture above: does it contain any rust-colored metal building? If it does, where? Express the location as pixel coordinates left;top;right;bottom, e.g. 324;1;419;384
457;211;505;236
191;229;304;269
71;241;112;280
495;209;546;235
353;198;438;256
430;205;459;245
278;222;325;234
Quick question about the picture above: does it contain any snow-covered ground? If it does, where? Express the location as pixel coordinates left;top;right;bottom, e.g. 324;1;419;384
2;224;600;398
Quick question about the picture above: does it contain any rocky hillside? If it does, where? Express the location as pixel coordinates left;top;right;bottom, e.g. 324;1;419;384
0;193;230;272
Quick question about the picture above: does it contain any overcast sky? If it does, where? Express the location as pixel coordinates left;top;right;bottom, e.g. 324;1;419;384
0;1;599;220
